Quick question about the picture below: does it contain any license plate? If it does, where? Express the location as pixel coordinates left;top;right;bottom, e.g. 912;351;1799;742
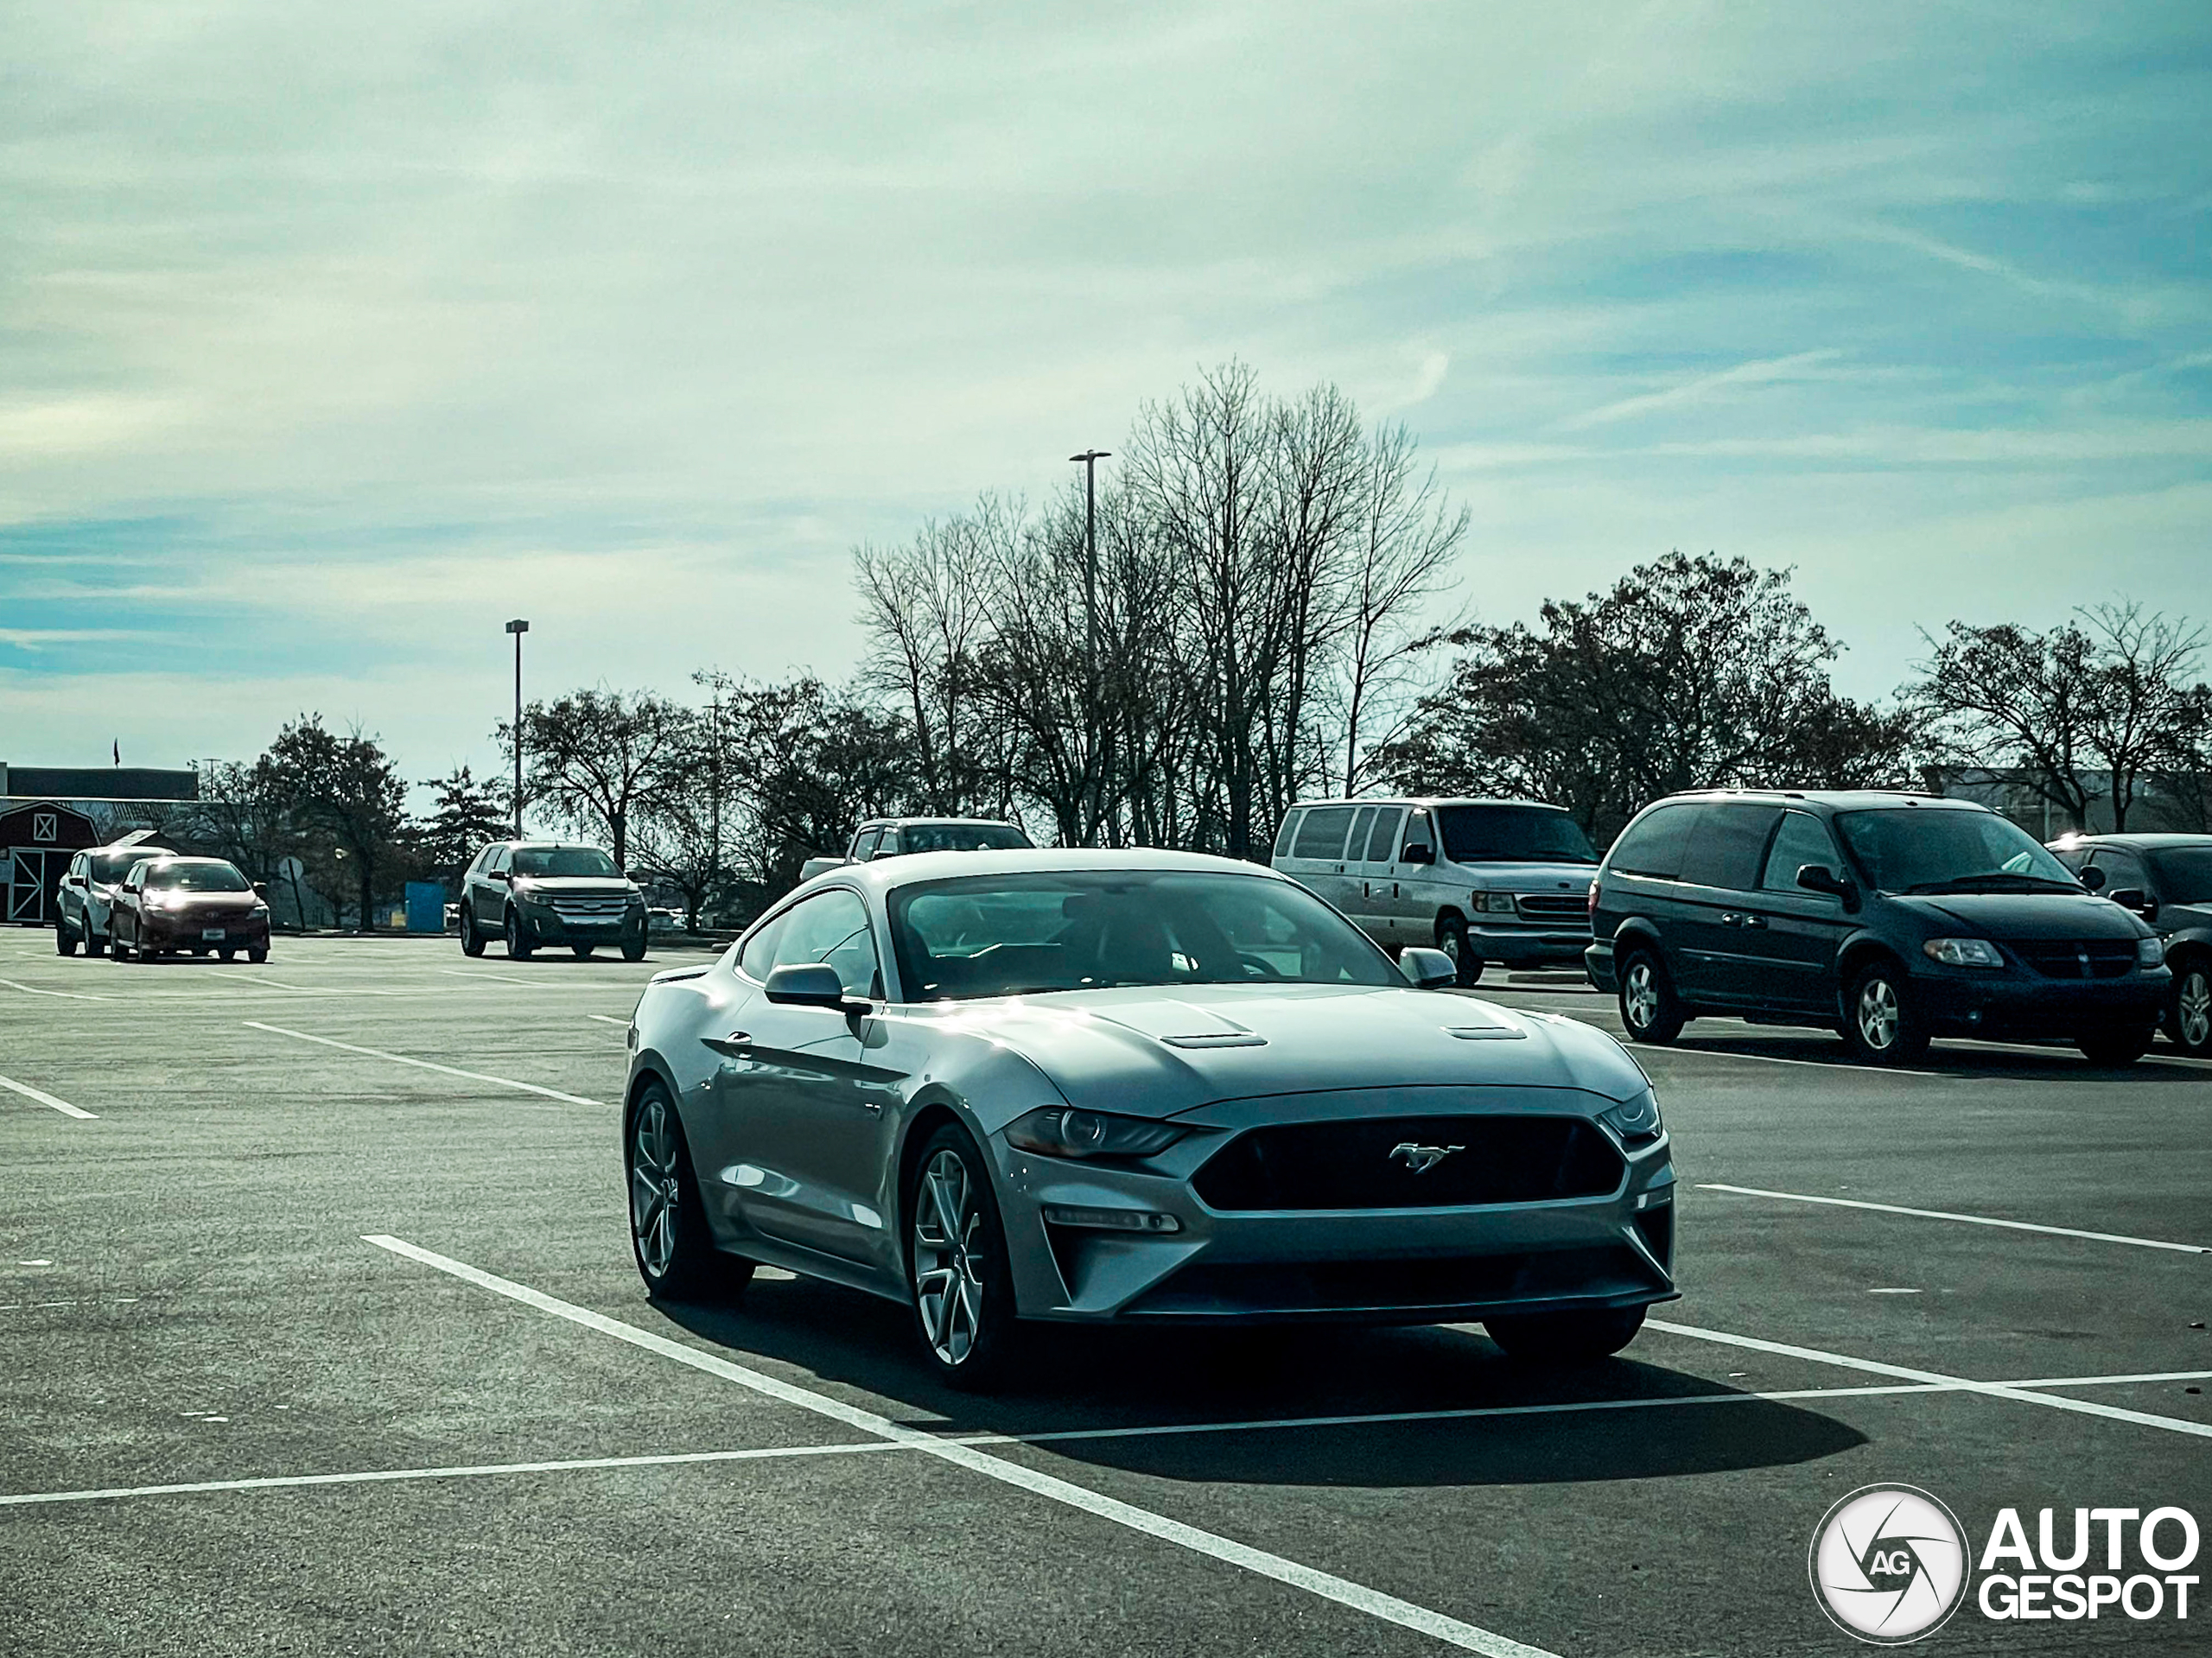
202;927;226;940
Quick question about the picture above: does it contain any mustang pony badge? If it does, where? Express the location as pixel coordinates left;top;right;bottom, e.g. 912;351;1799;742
1389;1141;1465;1174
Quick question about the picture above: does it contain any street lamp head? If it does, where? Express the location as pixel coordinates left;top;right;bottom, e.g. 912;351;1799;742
1068;449;1110;464
505;619;530;634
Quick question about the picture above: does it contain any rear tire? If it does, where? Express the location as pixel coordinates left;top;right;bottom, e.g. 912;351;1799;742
2077;1028;2151;1067
626;1083;748;1301
1841;961;1929;1064
2167;962;2211;1057
1618;949;1684;1045
1486;1305;1646;1363
905;1124;1021;1390
1435;916;1483;987
460;905;486;957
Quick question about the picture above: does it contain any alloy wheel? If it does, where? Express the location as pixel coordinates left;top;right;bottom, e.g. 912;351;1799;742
1624;961;1659;1029
912;1149;986;1368
1857;977;1899;1051
629;1095;683;1282
2178;968;2211;1051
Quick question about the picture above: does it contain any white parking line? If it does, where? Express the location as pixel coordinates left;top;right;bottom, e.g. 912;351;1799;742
586;1013;628;1027
1697;1183;2210;1255
365;1234;1560;1658
0;977;111;1003
1649;1319;2212;1439
0;1073;97;1120
244;1024;607;1108
1659;1045;1940;1078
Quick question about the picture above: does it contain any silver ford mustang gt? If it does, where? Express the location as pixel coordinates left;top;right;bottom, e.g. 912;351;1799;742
622;848;1676;1387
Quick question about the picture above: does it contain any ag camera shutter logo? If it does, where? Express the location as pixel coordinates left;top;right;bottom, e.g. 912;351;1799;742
1809;1485;1970;1644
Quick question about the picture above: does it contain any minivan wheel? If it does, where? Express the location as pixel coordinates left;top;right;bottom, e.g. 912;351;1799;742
906;1125;1020;1390
1618;950;1684;1045
2169;962;2212;1056
1435;917;1483;987
2077;1028;2151;1067
626;1084;749;1301
1843;961;1929;1064
1485;1306;1646;1363
460;905;486;957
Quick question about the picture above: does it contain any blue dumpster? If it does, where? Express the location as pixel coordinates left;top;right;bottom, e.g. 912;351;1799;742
405;881;447;934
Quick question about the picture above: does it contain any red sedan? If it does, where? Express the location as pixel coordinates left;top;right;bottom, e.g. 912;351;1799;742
110;857;272;962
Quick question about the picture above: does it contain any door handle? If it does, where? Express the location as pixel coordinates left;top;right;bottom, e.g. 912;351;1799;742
1741;914;1767;930
1719;912;1740;927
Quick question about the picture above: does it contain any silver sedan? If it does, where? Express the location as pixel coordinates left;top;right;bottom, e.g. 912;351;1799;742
621;849;1676;1387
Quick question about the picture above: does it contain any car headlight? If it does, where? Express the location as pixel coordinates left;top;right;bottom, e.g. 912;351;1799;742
1923;937;2003;969
2138;936;2165;969
1004;1106;1185;1160
1474;892;1517;914
149;893;185;911
1599;1092;1662;1143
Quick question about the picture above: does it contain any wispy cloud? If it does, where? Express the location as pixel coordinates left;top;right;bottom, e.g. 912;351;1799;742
1558;350;1847;430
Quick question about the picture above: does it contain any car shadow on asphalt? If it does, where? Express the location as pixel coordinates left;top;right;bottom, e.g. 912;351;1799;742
1664;1031;2207;1082
658;1286;1866;1488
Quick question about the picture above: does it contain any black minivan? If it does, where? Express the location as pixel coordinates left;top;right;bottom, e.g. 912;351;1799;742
1585;791;2169;1065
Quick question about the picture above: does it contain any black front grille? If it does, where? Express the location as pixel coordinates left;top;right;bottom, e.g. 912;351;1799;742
2012;939;2136;979
1122;1245;1655;1317
1192;1115;1624;1211
1515;892;1588;922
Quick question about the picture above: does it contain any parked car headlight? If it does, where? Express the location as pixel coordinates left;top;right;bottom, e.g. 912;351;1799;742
1599;1091;1662;1142
2138;936;2165;969
1923;937;2003;969
1473;892;1517;914
1004;1106;1185;1160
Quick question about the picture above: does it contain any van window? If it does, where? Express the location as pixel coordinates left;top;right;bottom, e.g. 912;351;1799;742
1761;812;1841;893
1678;804;1782;891
1346;806;1376;861
1607;804;1699;880
1293;806;1356;861
1272;810;1303;858
1363;807;1404;862
1402;808;1434;858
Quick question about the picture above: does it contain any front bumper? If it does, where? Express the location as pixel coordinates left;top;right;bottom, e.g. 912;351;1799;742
142;913;270;947
993;1086;1676;1325
1910;965;2168;1038
1468;924;1592;967
1585;938;1618;993
514;905;646;944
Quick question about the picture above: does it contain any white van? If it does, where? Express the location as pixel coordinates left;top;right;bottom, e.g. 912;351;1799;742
1269;797;1598;985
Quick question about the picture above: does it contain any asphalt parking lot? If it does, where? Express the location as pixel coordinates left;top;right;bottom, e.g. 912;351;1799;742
2;932;2207;1656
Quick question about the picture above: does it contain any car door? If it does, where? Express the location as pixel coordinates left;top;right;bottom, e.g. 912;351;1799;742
1351;804;1406;943
724;887;899;1268
1733;810;1852;1010
1669;804;1782;1004
1284;805;1358;910
474;845;512;929
59;853;86;935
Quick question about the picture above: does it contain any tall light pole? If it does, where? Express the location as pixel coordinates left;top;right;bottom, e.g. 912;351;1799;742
1069;448;1109;670
505;619;530;839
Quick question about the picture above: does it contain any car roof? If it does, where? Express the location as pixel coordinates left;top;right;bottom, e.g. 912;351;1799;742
2051;832;2212;849
861;817;1025;829
812;846;1282;893
1640;788;1977;815
1286;797;1561;811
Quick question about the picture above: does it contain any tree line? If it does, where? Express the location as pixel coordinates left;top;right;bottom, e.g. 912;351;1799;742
191;364;2212;929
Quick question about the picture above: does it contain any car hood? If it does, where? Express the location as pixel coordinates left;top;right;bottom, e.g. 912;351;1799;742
1897;891;2152;940
512;877;637;898
147;891;260;912
910;982;1650;1118
1457;861;1599;890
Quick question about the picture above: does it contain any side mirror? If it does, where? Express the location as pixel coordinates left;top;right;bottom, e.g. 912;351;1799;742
252;881;269;896
1401;843;1434;866
1796;865;1858;909
1398;945;1458;989
764;962;870;1013
2078;866;2107;892
2107;887;2152;917
490;868;512;883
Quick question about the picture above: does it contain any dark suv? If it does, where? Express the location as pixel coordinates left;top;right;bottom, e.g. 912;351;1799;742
2048;833;2212;1057
1585;791;2168;1065
458;841;648;961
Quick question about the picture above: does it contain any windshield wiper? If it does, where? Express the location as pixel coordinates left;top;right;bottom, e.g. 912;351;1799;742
1904;873;2081;894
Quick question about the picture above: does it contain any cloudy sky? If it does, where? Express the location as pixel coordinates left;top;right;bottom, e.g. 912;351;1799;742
3;1;2208;790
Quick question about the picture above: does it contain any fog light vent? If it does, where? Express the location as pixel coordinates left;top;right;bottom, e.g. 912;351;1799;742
1041;1204;1181;1234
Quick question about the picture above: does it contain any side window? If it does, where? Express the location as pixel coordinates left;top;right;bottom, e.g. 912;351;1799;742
1402;808;1434;859
1345;805;1376;862
1272;810;1303;859
488;846;512;875
738;909;789;981
1761;812;1841;893
1293;806;1356;861
851;829;884;861
1679;804;1783;891
2091;849;2149;894
1364;807;1404;863
1608;804;1699;879
772;889;881;1000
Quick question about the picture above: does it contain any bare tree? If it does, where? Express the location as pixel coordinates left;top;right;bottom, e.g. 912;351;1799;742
505;688;684;866
2079;601;2205;830
1913;621;2105;830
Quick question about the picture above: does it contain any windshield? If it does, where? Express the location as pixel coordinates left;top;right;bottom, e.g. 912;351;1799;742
2152;848;2212;905
1834;810;2080;893
887;870;1400;1001
512;847;620;878
894;823;1033;854
1435;804;1597;865
92;848;170;883
145;861;251;893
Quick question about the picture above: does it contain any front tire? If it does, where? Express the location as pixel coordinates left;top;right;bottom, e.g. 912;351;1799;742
1435;916;1483;987
621;932;647;962
626;1083;748;1301
2078;1028;2151;1067
505;910;533;960
571;943;594;959
246;945;268;963
1486;1305;1646;1363
86;924;106;958
2168;962;2211;1057
1842;960;1928;1064
1618;949;1684;1045
56;917;77;956
460;905;486;957
906;1125;1020;1389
